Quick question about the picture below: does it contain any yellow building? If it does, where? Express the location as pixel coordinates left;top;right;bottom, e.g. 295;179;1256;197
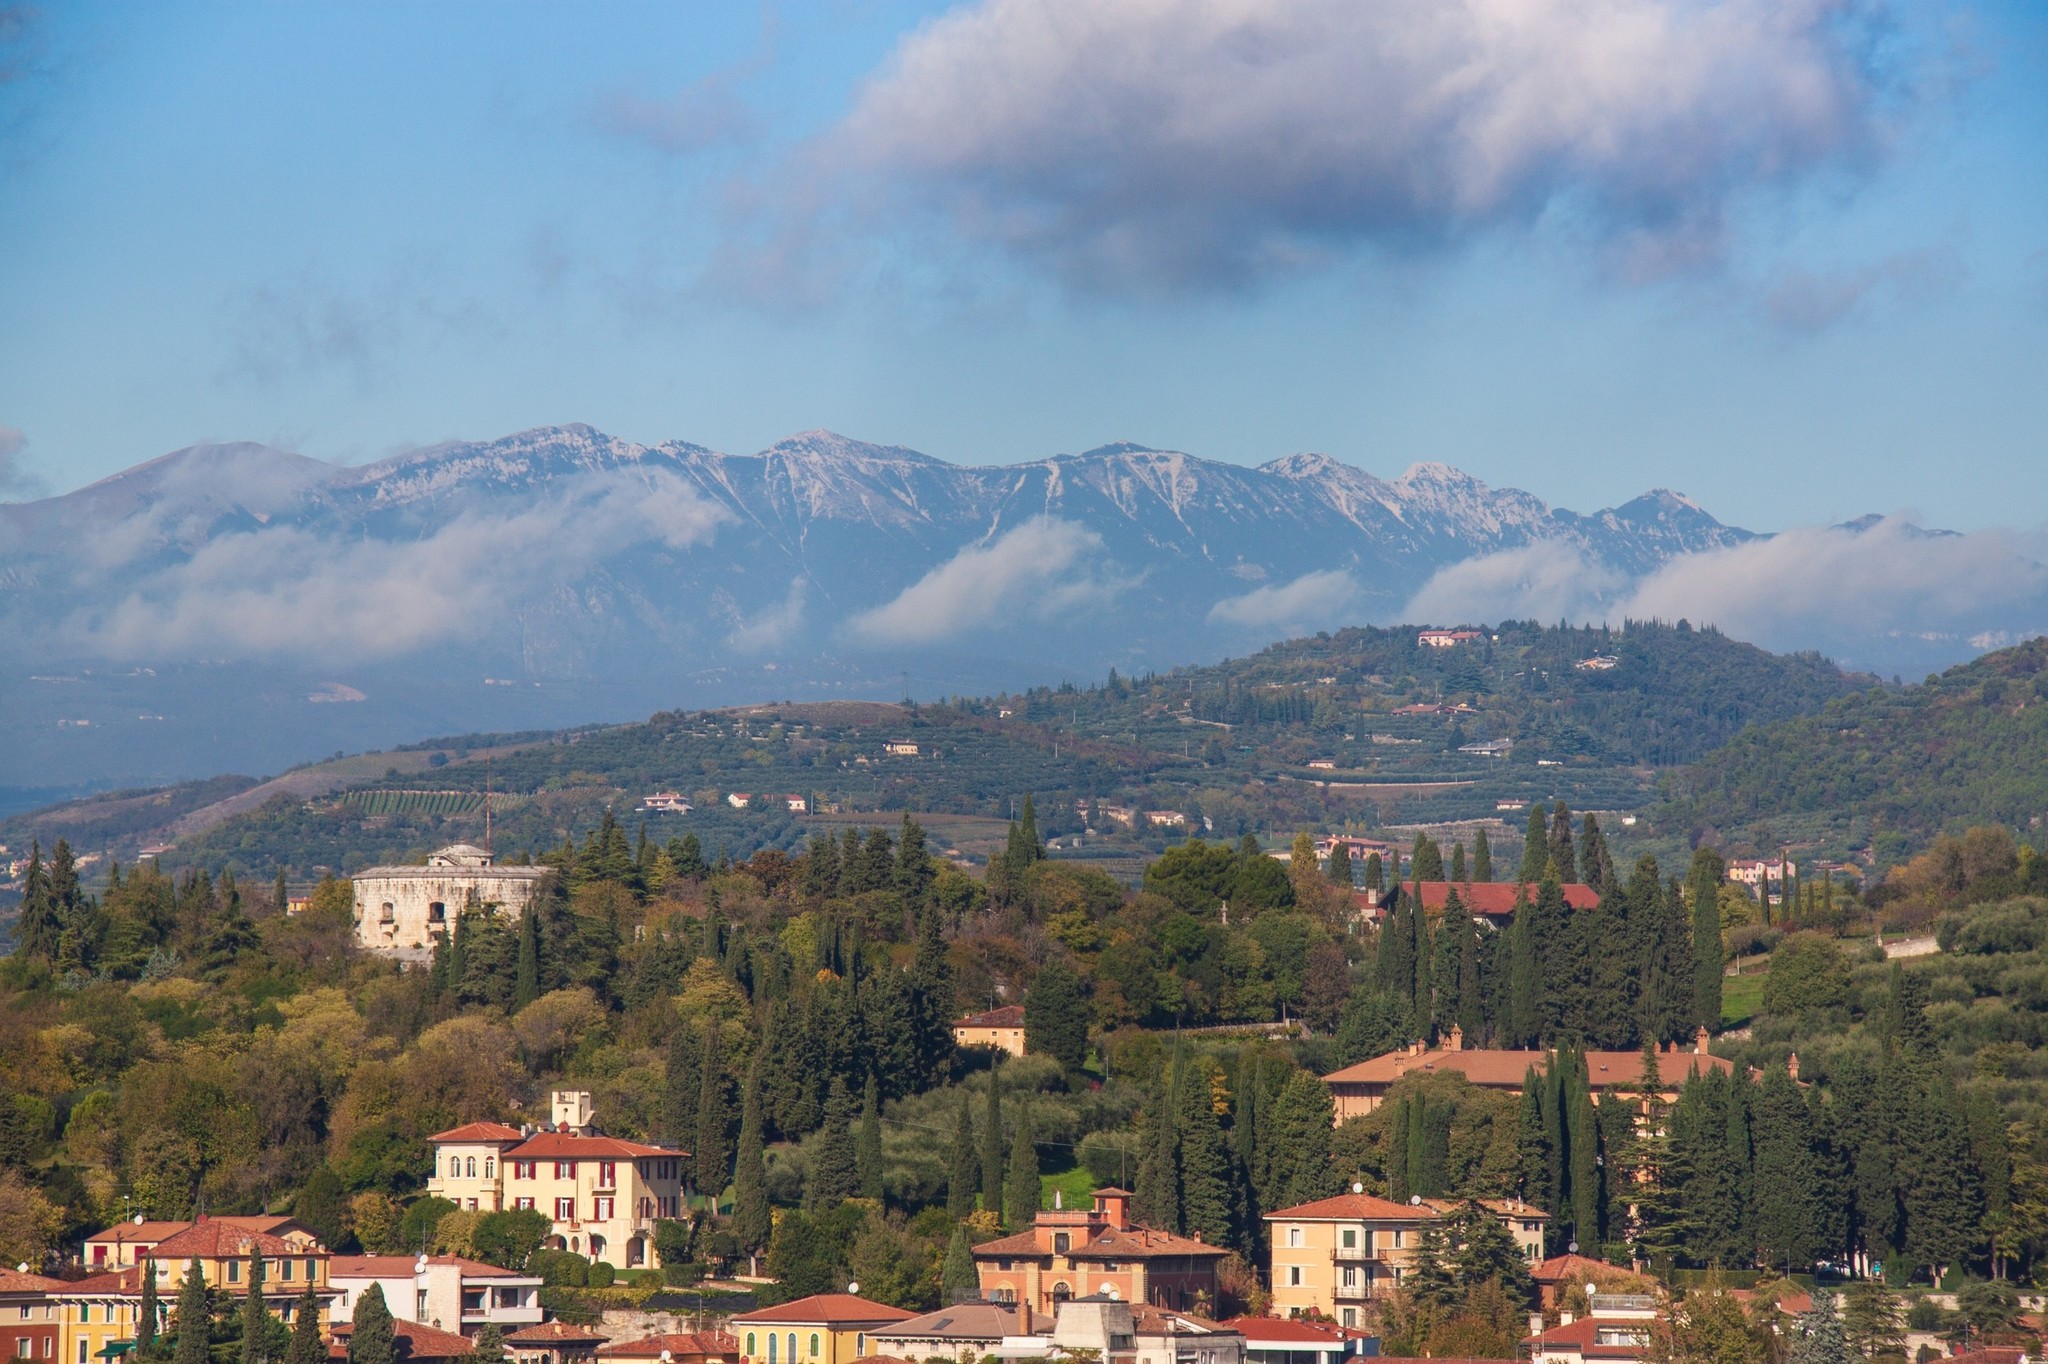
427;1092;687;1271
951;1005;1026;1057
730;1294;915;1364
59;1223;336;1364
1264;1191;1547;1329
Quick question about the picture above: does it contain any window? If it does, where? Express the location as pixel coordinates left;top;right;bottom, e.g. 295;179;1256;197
305;1259;317;1281
1340;1229;1356;1249
1287;1266;1302;1287
598;1161;616;1187
555;1161;575;1180
1341;1267;1356;1288
1340;1309;1356;1328
281;1259;293;1282
1393;1230;1404;1248
851;1338;861;1358
1286;1227;1303;1248
1053;1233;1070;1254
450;1157;462;1178
485;1158;496;1178
515;1198;535;1212
467;1157;477;1178
767;1335;776;1364
594;1197;615;1221
785;1335;796;1364
809;1336;820;1358
227;1260;240;1284
15;1337;28;1358
77;1343;86;1364
745;1335;756;1358
556;1197;576;1220
417;1290;430;1320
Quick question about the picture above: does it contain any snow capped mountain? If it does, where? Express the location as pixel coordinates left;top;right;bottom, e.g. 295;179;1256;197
0;425;1760;788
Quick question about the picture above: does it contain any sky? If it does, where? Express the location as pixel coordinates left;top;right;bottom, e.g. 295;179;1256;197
2;0;2047;532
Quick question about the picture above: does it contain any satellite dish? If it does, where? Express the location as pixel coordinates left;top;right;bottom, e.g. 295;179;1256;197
847;1281;860;1295
661;1353;673;1362
1409;1195;1421;1206
134;1214;145;1225
15;1264;25;1273
416;1256;429;1274
1568;1241;1579;1254
1351;1183;1364;1195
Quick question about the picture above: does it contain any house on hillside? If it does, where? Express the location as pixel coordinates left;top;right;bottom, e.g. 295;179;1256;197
327;1254;543;1334
1321;1025;1733;1121
731;1294;915;1364
1417;630;1484;648
638;792;692;814
1265;1191;1546;1326
883;740;920;756
970;1188;1229;1316
953;1004;1027;1056
351;844;549;960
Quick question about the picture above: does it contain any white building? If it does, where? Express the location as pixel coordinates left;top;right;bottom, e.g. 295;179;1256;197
328;1255;544;1336
997;1298;1245;1364
351;844;549;960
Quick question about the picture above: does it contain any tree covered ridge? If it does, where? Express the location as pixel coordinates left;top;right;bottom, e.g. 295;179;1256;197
1662;636;2048;855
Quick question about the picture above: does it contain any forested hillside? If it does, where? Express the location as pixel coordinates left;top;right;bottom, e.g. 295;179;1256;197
2;620;1870;888
1661;637;2048;861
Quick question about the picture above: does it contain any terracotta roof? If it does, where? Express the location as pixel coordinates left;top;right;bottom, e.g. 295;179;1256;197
1265;1192;1436;1222
1352;883;1602;918
85;1216;300;1244
428;1122;527;1144
1217;1318;1371;1346
1532;1253;1617;1284
328;1255;530;1280
0;1269;65;1293
1092;1186;1132;1197
1419;1197;1549;1222
968;1231;1046;1258
1372;1356;1516;1364
731;1294;917;1327
504;1132;684;1160
596;1333;738;1359
1067;1226;1229;1260
59;1268;148;1295
1324;1045;1731;1091
871;1303;1020;1340
150;1222;299;1259
1583;1049;1734;1088
506;1322;612;1344
1522;1316;1652;1358
955;1006;1025;1029
329;1318;475;1361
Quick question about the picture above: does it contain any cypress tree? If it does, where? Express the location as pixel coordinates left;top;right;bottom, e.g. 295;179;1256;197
174;1259;210;1364
808;1079;860;1207
1449;842;1467;884
1410;834;1444;883
1176;1065;1233;1245
1018;796;1043;862
732;1056;770;1254
283;1286;321;1364
857;1074;885;1202
470;1327;506;1364
1687;847;1726;1030
1327;842;1353;888
1364;853;1384;895
347;1282;395;1364
1516;1069;1551;1213
947;1091;978;1220
1405;1091;1429;1196
942;1227;979;1305
1751;1067;1818;1270
1549;802;1577;884
1506;888;1539;1046
240;1248;269;1364
1564;1051;1599;1248
138;1260;160;1351
1265;1070;1337;1211
693;1023;734;1198
1025;960;1089;1073
273;868;289;915
1580;814;1614;895
1003;1102;1040;1231
1133;1073;1178;1231
981;1067;1005;1214
1473;828;1493;882
513;908;540;1009
1519;808;1549;883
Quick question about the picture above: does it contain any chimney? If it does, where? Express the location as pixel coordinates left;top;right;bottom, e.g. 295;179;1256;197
1447;1024;1464;1052
1694;1025;1710;1055
1529;1313;1544;1339
1787;1052;1800;1081
1560;1310;1576;1326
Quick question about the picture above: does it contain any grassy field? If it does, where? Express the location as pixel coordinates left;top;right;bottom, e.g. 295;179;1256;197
1722;969;1767;1027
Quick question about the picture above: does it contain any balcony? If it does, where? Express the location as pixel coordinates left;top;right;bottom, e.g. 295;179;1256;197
1333;1280;1375;1302
1332;1245;1376;1262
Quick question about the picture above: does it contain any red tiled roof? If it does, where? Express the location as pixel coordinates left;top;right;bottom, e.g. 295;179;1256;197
330;1318;475;1360
596;1332;738;1360
328;1255;529;1280
1522;1317;1652;1358
731;1294;917;1327
504;1132;683;1160
1325;1045;1731;1091
1532;1253;1618;1284
0;1269;65;1293
1068;1227;1229;1260
85;1216;299;1244
150;1222;299;1259
506;1322;612;1344
59;1268;147;1295
968;1231;1045;1258
1265;1192;1435;1222
428;1122;526;1144
1217;1318;1372;1345
955;1006;1025;1029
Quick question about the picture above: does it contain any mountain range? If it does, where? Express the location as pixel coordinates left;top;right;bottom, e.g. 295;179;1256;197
0;423;1883;801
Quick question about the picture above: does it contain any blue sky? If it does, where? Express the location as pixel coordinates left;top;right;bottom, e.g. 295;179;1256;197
2;0;2045;531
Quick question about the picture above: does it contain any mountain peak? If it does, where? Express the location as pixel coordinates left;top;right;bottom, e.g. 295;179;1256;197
1075;440;1172;459
760;430;946;465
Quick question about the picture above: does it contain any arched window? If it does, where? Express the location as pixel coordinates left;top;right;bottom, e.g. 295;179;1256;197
1052;1283;1072;1303
767;1334;777;1364
449;1157;461;1178
785;1335;796;1364
485;1158;496;1178
466;1157;477;1178
745;1336;756;1360
809;1336;820;1358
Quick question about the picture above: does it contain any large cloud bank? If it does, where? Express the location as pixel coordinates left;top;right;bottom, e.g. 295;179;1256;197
1403;518;2048;666
835;0;1894;288
847;517;1122;645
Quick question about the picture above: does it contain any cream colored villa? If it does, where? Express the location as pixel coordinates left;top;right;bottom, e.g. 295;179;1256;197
351;843;548;958
427;1091;687;1272
1265;1190;1548;1328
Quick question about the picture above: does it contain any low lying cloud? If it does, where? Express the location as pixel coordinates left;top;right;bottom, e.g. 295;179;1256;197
828;0;1903;290
846;516;1116;645
1399;519;2048;667
727;576;809;654
1209;569;1363;631
63;471;726;662
0;423;41;498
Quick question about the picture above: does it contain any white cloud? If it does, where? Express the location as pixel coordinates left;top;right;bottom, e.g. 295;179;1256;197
727;576;809;654
64;470;726;662
846;516;1115;644
1402;541;1627;626
831;0;1900;289
1397;519;2048;665
1763;248;1960;331
1208;569;1363;630
0;423;40;498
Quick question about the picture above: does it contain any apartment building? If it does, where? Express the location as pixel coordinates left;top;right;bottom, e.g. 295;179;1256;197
426;1092;687;1272
0;1268;63;1364
328;1255;543;1335
730;1294;915;1364
81;1216;321;1271
1264;1190;1547;1328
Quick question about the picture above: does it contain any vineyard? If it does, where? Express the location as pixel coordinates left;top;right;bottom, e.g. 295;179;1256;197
339;789;486;817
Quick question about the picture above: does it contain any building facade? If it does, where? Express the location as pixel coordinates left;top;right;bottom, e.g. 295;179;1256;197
426;1092;686;1271
971;1189;1230;1316
1265;1192;1547;1327
352;844;548;958
0;1269;62;1364
730;1294;916;1364
951;1005;1027;1057
327;1256;543;1335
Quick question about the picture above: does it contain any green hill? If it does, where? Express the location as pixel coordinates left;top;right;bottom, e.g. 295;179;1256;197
1659;636;2048;864
2;620;1871;884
